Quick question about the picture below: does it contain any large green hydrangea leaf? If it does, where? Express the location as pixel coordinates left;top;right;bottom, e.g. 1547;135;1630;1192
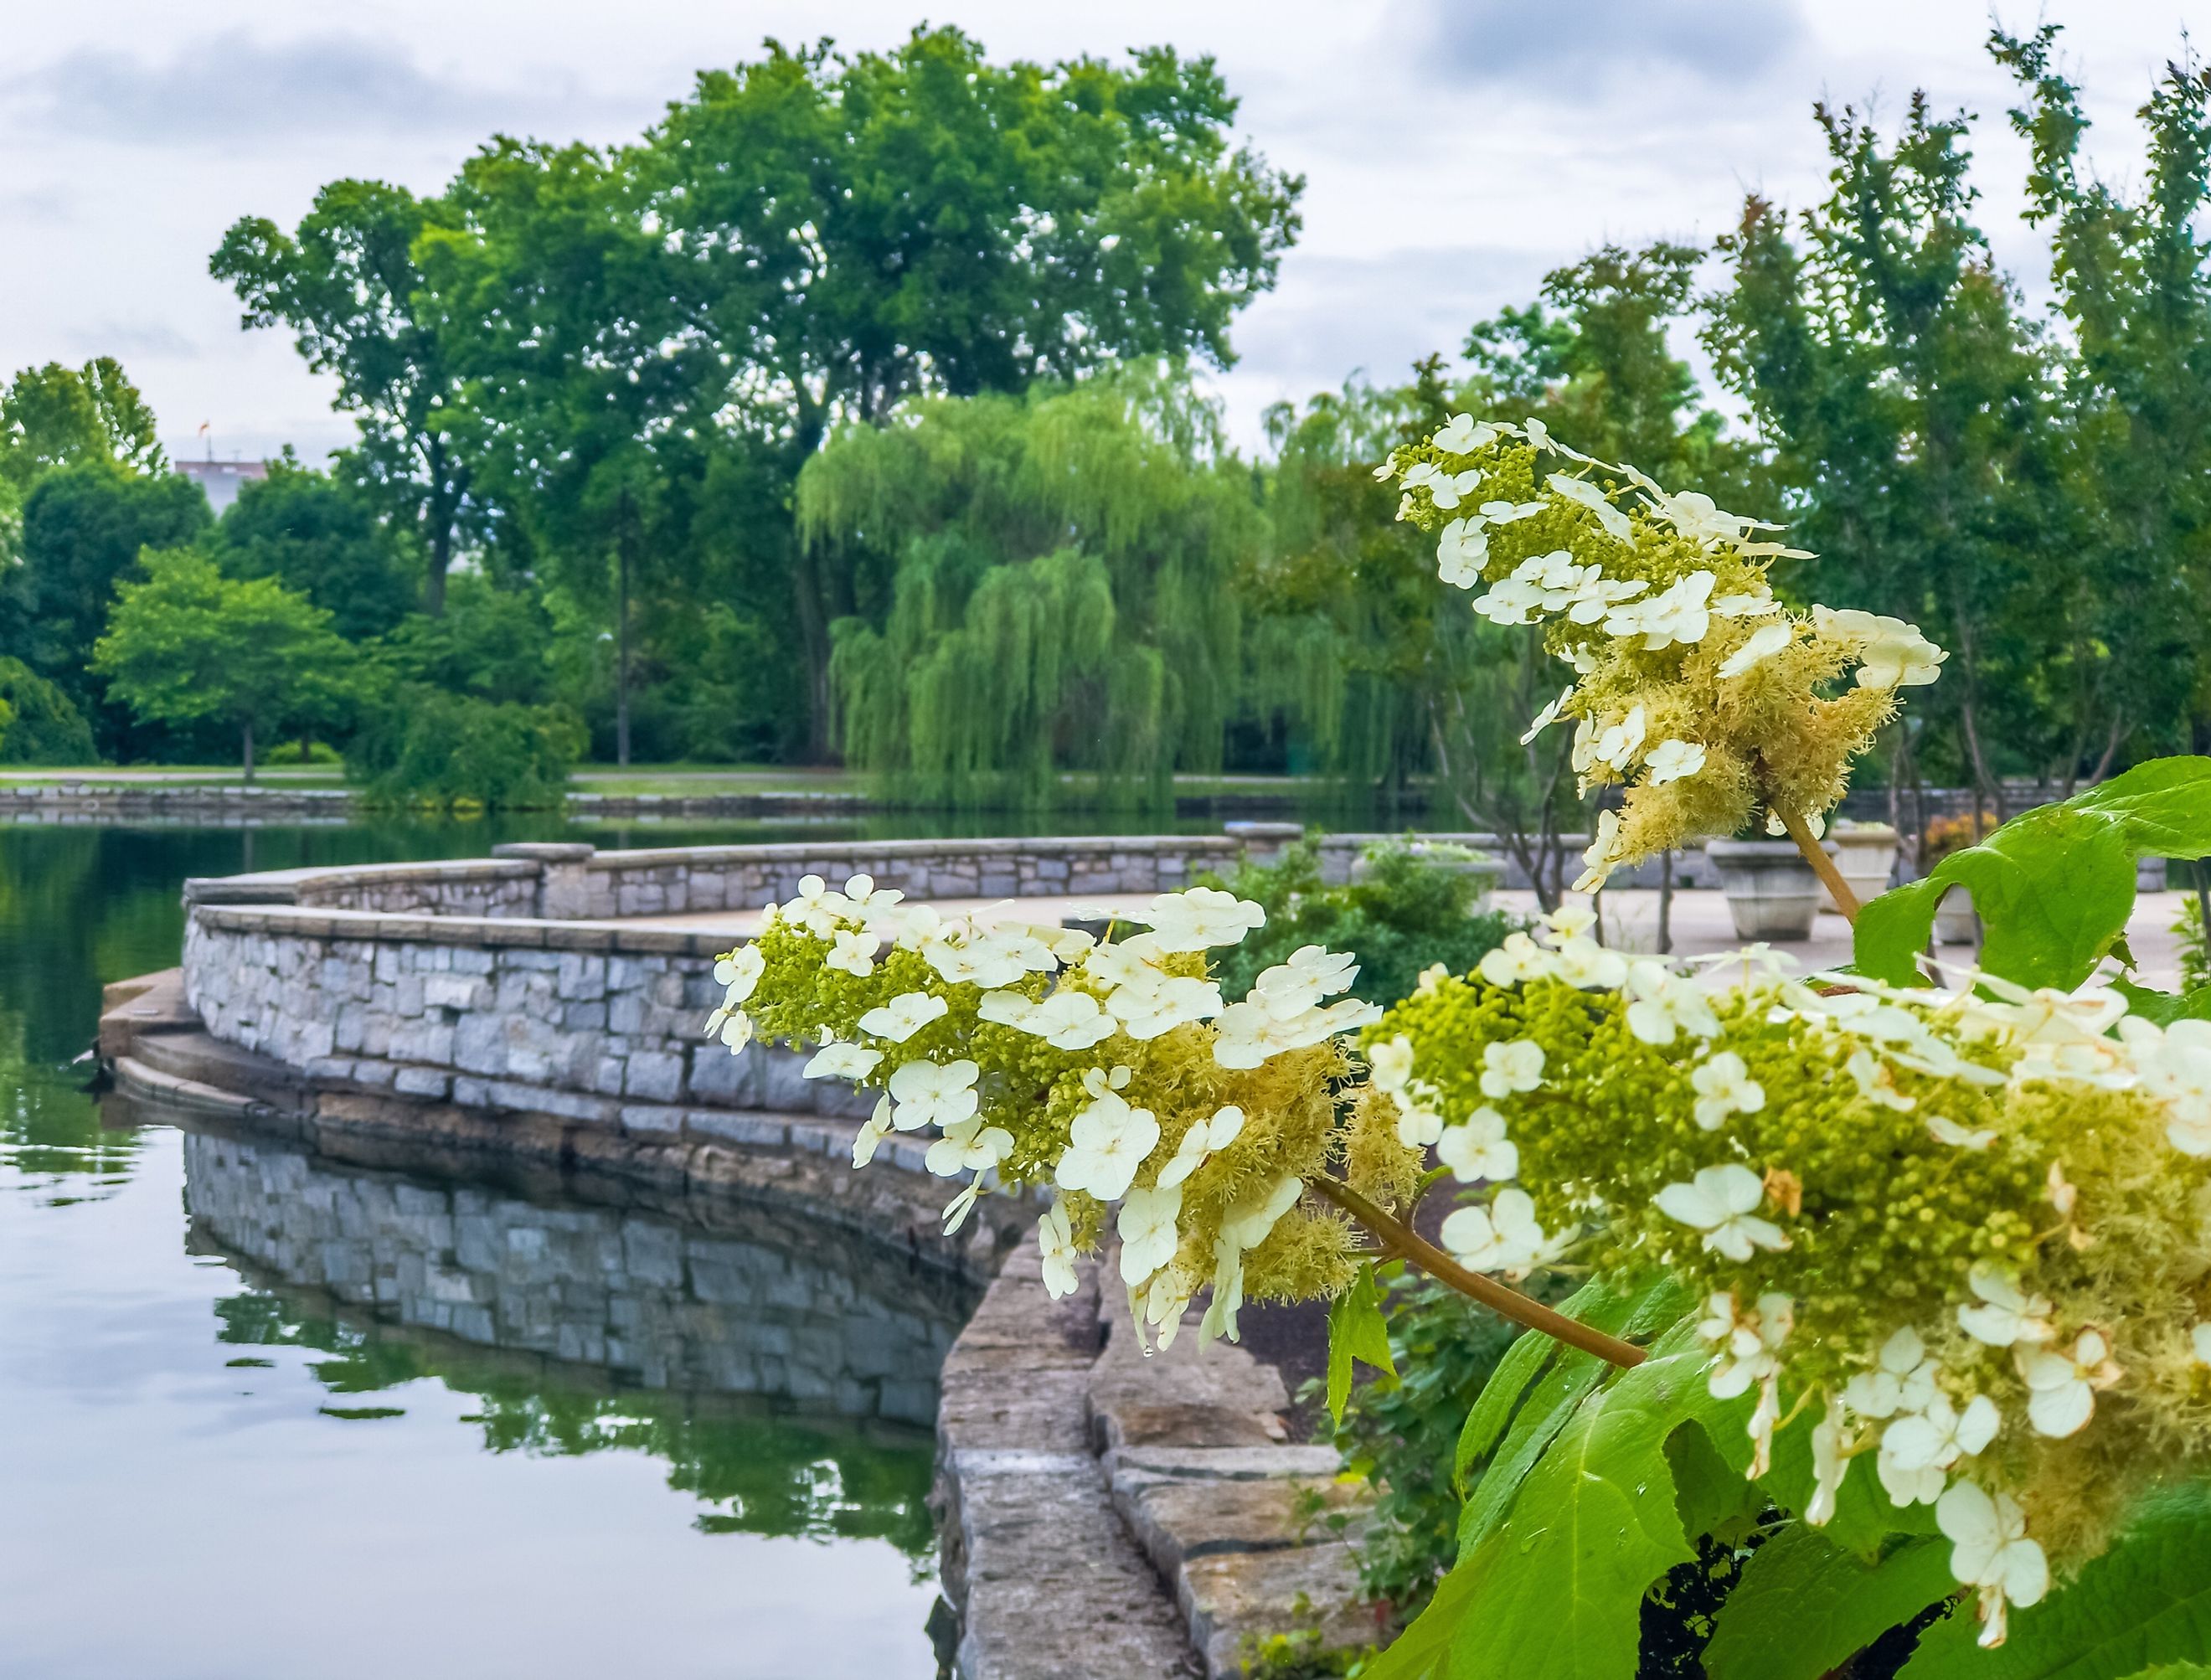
1900;1483;2211;1677
1702;1527;1955;1680
1855;757;2211;991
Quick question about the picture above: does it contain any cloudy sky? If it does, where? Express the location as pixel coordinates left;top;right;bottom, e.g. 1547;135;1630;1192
0;0;2198;462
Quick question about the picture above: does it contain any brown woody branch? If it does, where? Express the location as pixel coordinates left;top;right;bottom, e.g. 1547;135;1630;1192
1308;1175;1645;1368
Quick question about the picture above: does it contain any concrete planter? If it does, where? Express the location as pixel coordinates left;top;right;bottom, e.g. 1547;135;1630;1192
1823;822;1900;915
1935;885;1981;946
2140;856;2169;893
1705;839;1829;941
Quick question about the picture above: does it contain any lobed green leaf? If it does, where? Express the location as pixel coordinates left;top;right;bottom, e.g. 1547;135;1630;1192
1901;1482;2211;1677
1703;1526;1955;1680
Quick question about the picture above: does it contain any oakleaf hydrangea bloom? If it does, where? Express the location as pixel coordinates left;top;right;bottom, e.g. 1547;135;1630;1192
721;876;1399;1363
1378;416;1947;889
1368;906;2211;1646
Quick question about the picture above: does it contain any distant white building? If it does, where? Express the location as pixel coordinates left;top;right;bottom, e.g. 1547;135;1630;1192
173;457;269;515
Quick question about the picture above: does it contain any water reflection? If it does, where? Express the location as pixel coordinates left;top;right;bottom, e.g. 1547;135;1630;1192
173;1118;971;1547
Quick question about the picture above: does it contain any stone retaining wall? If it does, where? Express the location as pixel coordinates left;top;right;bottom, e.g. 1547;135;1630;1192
935;1234;1368;1679
183;906;874;1125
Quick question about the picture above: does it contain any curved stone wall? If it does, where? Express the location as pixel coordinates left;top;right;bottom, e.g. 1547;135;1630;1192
168;829;1521;1161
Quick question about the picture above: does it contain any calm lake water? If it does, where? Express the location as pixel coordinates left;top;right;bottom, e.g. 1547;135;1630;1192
0;817;1044;1680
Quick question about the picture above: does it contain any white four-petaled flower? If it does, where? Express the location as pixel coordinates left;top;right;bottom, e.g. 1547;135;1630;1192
1479;1038;1545;1100
1936;1482;2048;1648
887;1057;981;1132
2017;1328;2121;1437
857;990;949;1044
1689;1050;1765;1131
1653;1164;1788;1262
1054;1090;1161;1202
1436;1106;1518;1183
1116;1184;1184;1285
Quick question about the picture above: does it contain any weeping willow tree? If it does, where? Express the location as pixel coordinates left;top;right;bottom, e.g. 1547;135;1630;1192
798;375;1260;806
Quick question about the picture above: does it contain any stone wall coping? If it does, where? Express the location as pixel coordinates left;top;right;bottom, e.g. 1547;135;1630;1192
580;834;1244;872
192;901;732;956
184;857;541;906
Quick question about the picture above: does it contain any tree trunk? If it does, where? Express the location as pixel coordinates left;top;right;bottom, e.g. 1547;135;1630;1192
241;719;255;784
423;434;454;617
616;492;636;770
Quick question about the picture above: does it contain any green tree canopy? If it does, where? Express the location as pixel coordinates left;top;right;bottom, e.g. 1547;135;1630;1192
0;358;164;489
801;375;1262;804
212;180;476;615
0;659;97;765
1706;94;2058;817
1993;24;2211;770
215;452;415;640
6;463;211;744
91;548;354;778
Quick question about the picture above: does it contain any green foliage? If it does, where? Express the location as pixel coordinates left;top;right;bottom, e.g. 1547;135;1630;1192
260;739;342;766
1900;1484;2211;1677
1204;839;1516;1012
1856;757;2211;988
806;375;1262;803
348;688;583;808
1319;1270;1523;1619
216;452;415;639
9;462;210;734
1701;1528;1955;1680
1327;1260;1399;1428
2178;889;2211;994
0;657;97;765
0;357;164;487
90;547;353;777
213;179;474;611
373;575;564;705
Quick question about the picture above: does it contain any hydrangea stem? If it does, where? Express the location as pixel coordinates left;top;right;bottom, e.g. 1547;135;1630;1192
1778;807;1860;923
1308;1176;1645;1368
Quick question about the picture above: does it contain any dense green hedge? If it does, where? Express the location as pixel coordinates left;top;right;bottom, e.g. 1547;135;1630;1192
346;689;585;809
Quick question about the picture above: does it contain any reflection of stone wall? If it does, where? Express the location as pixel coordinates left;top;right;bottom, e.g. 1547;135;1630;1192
183;1129;966;1425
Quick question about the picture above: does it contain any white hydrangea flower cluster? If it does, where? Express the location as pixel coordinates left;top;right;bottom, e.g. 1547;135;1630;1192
1374;910;2211;1647
717;874;1389;1349
1379;416;1946;889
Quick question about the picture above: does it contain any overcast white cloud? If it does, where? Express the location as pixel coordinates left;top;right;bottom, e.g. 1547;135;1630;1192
0;0;2197;466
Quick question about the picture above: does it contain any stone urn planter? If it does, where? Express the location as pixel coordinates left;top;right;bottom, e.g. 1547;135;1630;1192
1935;885;1981;946
1822;822;1900;915
1705;838;1831;941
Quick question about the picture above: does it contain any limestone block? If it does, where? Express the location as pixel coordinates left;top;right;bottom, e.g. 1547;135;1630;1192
625;1050;684;1103
422;973;486;1011
394;1067;452;1100
950;1458;1195;1680
453;1013;509;1077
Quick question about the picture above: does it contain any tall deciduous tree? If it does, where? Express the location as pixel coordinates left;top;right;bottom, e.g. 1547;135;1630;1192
1705;95;2057;826
211;181;477;615
216;452;415;641
624;27;1299;755
1995;25;2211;770
92;549;353;779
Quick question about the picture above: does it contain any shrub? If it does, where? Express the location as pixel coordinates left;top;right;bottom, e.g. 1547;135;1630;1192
347;689;584;809
1203;838;1518;1010
0;656;99;765
260;739;343;766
